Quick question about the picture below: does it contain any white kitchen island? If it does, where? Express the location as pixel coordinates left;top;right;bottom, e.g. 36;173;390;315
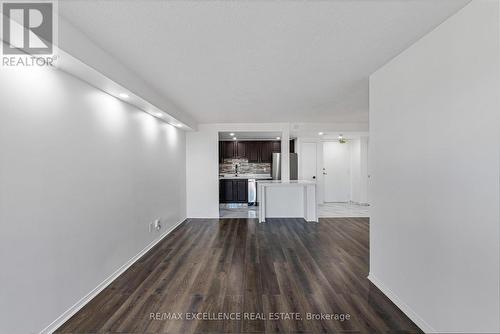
257;180;317;223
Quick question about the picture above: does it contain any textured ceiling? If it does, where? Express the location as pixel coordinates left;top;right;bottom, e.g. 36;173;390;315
60;0;470;124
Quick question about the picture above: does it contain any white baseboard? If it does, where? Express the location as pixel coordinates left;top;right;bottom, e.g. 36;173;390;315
368;273;435;333
40;218;187;334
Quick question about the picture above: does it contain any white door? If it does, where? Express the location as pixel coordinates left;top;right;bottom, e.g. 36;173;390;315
323;141;351;202
300;142;317;181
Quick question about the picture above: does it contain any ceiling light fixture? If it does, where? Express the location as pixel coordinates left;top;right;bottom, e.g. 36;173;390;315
229;133;235;136
276;136;281;140
175;123;183;128
338;134;347;144
318;132;324;136
119;93;129;99
233;137;237;140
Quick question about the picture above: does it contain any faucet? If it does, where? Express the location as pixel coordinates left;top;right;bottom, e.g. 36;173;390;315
235;164;239;175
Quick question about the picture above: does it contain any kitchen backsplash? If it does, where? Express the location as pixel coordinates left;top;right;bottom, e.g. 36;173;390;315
220;158;271;175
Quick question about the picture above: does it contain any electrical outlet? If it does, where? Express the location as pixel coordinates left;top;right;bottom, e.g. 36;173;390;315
154;219;161;231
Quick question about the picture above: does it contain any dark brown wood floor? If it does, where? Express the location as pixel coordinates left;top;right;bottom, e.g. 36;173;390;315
56;218;421;333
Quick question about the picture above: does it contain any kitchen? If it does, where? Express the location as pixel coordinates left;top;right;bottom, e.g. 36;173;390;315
218;131;298;219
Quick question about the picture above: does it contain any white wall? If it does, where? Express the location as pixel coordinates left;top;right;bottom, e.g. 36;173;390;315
350;140;361;201
350;137;368;204
0;66;187;333
186;128;219;218
369;1;500;332
186;123;290;218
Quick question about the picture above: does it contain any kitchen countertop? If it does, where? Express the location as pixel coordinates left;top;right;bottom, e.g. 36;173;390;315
257;180;316;185
219;174;273;180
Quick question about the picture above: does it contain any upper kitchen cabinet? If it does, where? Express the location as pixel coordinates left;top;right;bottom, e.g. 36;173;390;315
236;141;247;158
251;140;280;163
246;141;261;163
221;141;247;160
220;140;281;162
260;141;273;163
219;141;224;163
222;141;236;159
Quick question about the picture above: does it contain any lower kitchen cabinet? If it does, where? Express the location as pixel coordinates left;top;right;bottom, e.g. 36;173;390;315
220;179;248;203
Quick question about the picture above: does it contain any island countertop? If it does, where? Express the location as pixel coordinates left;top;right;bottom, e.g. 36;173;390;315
256;180;316;185
257;180;317;223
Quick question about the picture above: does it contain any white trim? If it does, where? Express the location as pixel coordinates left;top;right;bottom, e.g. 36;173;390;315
39;218;187;334
368;273;435;333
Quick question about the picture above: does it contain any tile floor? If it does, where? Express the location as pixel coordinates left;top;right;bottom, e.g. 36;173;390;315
219;203;259;219
319;202;370;218
219;202;370;219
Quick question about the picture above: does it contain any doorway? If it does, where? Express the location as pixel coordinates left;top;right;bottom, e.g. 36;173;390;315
323;141;351;202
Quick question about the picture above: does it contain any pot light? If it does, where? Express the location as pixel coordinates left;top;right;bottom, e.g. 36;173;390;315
276;136;281;140
229;133;235;136
318;132;324;136
338;134;347;144
119;93;129;99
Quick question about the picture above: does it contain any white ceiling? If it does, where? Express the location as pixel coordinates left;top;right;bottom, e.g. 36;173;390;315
60;0;470;124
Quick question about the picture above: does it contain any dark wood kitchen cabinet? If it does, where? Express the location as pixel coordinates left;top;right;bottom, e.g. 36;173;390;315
234;180;248;202
219;179;248;203
260;141;272;163
220;140;281;162
219;141;224;163
221;141;247;160
236;141;246;158
222;141;237;160
246;141;260;163
261;140;281;163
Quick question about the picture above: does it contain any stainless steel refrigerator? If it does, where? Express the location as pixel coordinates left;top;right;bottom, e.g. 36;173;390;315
272;153;298;180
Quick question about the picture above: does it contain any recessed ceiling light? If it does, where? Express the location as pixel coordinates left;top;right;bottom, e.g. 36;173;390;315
119;93;129;99
318;132;324;136
276;136;281;140
229;133;235;136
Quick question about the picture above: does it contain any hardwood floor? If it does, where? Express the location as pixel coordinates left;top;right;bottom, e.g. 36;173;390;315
56;218;421;333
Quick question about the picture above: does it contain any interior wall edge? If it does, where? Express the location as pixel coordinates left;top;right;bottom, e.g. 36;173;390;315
367;273;434;334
